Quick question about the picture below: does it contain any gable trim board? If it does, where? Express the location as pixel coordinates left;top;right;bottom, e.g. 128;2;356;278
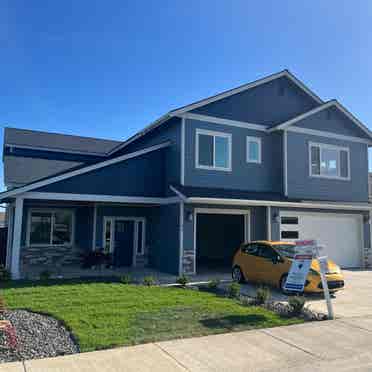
0;141;171;201
18;192;181;205
108;70;323;156
171;70;323;115
269;100;372;140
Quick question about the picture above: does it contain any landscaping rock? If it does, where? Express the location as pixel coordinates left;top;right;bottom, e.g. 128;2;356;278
0;310;78;363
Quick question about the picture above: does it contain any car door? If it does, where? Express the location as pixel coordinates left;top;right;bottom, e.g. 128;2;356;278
240;243;262;283
255;244;283;286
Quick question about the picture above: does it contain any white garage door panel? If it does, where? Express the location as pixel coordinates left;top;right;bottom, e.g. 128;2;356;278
280;212;362;268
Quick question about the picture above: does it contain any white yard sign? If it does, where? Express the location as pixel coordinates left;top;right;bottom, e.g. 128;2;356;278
284;240;316;292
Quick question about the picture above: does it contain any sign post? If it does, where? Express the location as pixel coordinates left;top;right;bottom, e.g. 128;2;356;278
315;246;334;320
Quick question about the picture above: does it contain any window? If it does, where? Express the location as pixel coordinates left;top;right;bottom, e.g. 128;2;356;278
281;231;299;240
29;210;73;246
103;219;112;253
196;129;231;171
246;136;261;163
281;216;298;225
257;245;277;260
309;142;350;180
242;243;259;255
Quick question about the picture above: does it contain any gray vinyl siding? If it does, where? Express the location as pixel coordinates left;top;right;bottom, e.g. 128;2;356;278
34;149;166;197
116;117;182;195
192;76;319;125
287;131;369;202
184;118;283;192
293;106;370;139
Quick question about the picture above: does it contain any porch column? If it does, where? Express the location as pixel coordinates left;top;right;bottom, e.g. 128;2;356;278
5;204;14;270
266;206;272;241
10;197;23;279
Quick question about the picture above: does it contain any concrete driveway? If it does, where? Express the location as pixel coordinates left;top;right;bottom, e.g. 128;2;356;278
239;269;372;318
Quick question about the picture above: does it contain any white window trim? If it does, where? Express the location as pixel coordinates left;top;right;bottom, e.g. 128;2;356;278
308;142;351;181
195;129;232;171
26;208;75;247
246;136;262;164
102;216;146;258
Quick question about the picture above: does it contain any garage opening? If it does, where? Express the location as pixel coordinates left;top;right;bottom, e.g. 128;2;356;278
196;212;248;273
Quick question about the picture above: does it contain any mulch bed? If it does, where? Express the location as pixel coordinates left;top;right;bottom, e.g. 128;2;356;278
0;310;78;363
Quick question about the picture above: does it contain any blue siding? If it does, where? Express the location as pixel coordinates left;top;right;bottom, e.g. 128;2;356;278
184;118;283;192
287;131;368;202
35;150;166;197
116;117;181;195
192;76;319;125
293;106;370;139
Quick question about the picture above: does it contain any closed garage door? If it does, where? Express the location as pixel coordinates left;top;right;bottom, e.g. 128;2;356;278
280;211;362;268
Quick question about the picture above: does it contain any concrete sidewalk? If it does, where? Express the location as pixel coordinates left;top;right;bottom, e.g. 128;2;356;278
2;317;372;372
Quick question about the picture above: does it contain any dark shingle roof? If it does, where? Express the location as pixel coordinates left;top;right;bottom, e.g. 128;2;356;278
4;127;122;156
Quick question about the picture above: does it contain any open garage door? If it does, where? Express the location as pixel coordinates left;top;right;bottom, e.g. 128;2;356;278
195;210;249;273
280;211;363;268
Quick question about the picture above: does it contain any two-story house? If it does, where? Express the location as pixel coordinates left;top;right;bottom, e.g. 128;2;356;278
2;70;372;279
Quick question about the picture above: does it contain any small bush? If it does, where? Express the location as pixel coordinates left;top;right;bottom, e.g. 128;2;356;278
227;282;240;298
176;275;189;287
255;286;271;305
120;274;132;284
289;296;306;315
143;276;157;286
207;279;221;290
0;265;11;282
39;270;52;281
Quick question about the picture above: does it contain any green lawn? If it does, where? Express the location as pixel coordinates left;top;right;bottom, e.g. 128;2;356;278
1;280;303;352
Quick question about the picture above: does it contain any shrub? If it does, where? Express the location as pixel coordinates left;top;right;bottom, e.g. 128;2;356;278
81;250;111;269
255;286;271;305
39;270;52;281
120;274;132;285
176;275;189;287
0;265;11;282
227;282;240;298
143;276;157;286
288;296;306;316
4;323;18;350
207;279;221;290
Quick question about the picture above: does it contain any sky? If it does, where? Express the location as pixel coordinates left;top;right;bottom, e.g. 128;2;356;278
1;0;372;189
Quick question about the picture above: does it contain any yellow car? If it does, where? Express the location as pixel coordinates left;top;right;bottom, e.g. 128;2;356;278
232;241;345;293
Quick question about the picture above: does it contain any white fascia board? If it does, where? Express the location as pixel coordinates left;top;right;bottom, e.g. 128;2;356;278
268;101;335;132
187;197;372;211
171;70;322;115
0;141;171;200
288;126;372;145
177;113;268;131
22;192;180;205
107;114;171;155
270;100;372;140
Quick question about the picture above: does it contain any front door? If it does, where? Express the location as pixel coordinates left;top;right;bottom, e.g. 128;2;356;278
114;220;134;267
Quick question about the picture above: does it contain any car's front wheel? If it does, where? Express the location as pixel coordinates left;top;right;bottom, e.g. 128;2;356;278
232;266;245;283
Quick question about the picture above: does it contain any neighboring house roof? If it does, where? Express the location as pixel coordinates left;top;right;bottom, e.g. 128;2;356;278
268;100;372;139
4;127;122;156
0;141;171;201
108;70;324;155
4;156;83;187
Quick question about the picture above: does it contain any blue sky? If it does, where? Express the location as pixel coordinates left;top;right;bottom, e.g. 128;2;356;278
1;0;372;188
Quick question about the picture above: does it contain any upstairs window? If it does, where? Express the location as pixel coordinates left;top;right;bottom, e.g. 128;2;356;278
309;142;350;180
196;129;231;171
246;136;262;163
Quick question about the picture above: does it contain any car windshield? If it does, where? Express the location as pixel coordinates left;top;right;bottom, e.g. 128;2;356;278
274;244;296;259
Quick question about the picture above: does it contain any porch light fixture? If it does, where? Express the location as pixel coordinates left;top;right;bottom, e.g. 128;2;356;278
186;211;193;222
273;213;280;223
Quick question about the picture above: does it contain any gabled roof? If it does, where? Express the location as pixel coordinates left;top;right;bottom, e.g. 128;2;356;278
0;141;171;201
4;127;122;156
268;100;372;139
109;70;323;155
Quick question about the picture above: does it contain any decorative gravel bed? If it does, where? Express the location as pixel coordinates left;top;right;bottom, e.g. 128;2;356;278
0;310;78;363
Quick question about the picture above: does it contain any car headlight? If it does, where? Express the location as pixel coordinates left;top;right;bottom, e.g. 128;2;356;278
309;268;319;276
